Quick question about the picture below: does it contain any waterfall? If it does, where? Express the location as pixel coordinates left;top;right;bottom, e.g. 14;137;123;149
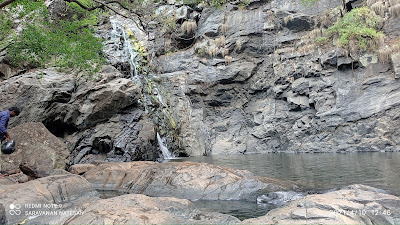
157;133;175;159
110;17;141;85
109;17;175;160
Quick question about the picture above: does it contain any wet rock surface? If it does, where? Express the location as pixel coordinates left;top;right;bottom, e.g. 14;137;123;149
0;122;69;176
66;109;159;166
83;161;298;201
257;190;305;206
243;184;400;224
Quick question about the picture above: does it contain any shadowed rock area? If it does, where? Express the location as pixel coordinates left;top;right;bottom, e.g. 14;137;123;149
66;109;159;165
0;67;140;132
0;66;160;165
0;122;69;176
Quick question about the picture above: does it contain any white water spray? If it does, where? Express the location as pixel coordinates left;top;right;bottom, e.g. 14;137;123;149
110;17;141;85
157;133;175;159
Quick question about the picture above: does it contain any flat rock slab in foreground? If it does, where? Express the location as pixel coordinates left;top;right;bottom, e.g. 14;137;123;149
242;184;400;224
0;174;98;224
84;161;298;201
0;174;240;224
64;194;240;224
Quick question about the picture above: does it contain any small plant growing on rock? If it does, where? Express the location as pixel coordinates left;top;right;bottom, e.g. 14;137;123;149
221;23;228;34
283;15;294;25
224;55;232;65
222;48;229;57
371;1;387;16
207;49;213;57
212;47;219;57
214;35;226;48
378;43;400;62
378;47;392;62
389;0;400;6
309;28;325;39
235;40;243;51
196;46;206;57
325;7;384;53
367;0;379;6
164;39;171;50
389;4;400;17
181;20;197;35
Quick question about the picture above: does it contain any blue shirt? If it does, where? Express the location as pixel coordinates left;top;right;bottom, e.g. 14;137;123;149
0;110;10;139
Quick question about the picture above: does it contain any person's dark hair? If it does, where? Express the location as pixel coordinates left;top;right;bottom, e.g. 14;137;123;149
9;106;21;116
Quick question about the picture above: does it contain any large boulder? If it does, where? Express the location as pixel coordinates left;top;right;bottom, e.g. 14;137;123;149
0;67;140;133
65;109;159;165
83;161;298;201
0;122;69;176
0;174;99;225
242;184;400;224
61;194;240;224
2;178;240;224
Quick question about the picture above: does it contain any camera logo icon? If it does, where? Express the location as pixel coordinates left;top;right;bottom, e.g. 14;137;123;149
9;204;22;215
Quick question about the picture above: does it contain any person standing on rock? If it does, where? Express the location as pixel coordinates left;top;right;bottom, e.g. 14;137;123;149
0;107;21;143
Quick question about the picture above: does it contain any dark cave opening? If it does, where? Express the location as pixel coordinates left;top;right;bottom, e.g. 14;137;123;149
44;120;78;138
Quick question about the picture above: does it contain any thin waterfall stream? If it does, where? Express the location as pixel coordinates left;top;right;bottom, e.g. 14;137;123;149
109;17;175;160
157;132;175;160
110;17;141;85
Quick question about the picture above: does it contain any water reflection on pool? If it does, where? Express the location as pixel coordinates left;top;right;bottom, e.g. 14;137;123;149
171;152;400;196
99;152;400;220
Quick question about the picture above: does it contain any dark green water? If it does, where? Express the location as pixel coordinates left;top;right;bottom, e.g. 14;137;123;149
172;152;400;195
170;152;400;220
100;153;400;220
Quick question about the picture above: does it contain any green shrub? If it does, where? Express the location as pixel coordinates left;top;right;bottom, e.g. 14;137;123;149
315;36;329;45
0;14;14;48
9;0;49;19
325;7;384;52
4;0;105;75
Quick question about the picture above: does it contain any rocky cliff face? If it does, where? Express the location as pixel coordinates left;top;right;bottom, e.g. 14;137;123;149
2;0;400;161
138;0;400;155
0;67;160;165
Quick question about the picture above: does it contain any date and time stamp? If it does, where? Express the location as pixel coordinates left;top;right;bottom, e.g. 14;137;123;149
329;209;392;216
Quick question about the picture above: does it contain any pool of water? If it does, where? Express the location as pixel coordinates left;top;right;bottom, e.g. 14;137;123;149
171;152;400;196
192;199;276;221
100;153;400;220
169;152;400;220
